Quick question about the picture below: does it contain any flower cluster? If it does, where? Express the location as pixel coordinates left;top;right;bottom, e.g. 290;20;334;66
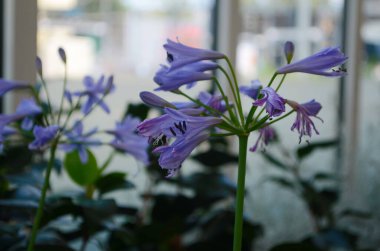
137;39;347;175
0;49;148;165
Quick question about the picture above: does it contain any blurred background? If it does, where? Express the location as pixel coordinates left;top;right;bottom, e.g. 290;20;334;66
1;0;380;250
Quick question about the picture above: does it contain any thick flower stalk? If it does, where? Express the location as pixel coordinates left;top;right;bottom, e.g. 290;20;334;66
138;39;347;251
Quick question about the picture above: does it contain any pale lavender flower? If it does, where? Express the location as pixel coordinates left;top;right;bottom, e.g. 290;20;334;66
0;79;30;96
29;125;59;150
164;39;225;70
107;116;149;164
153;131;210;177
253;87;286;117
239;80;262;100
16;99;42;130
249;126;276;152
287;99;323;142
73;75;114;114
284;41;295;63
277;47;348;76
0;99;41;130
60;121;101;163
154;62;216;91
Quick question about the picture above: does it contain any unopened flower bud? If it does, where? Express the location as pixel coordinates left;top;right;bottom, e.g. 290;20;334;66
140;91;175;108
58;47;67;63
35;57;43;76
284;41;295;64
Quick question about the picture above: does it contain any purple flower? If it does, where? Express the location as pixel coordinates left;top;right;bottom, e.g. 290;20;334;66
153;131;209;177
137;108;220;142
249;126;276;152
154;62;216;91
164;39;225;70
138;108;221;176
253;87;286;117
107;116;149;164
0;126;17;153
287;99;323;142
73;75;114;114
16;99;43;130
277;47;348;76
29;125;59;150
198;91;227;113
139;91;175;108
0;99;41;130
60;121;101;163
0;79;30;96
239;80;262;100
284;41;295;63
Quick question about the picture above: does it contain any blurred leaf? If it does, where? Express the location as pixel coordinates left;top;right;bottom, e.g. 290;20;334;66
296;140;337;160
64;150;99;186
0;199;38;208
262;152;288;171
313;172;336;181
95;172;135;196
124;103;150;121
0;145;33;170
266;176;295;190
339;209;372;219
192;149;238;167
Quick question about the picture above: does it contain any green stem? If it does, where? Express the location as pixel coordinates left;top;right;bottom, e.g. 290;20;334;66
223;57;245;125
275;74;287;92
265;110;295;126
38;75;54;124
217;65;240;109
233;135;249;251
27;140;58;251
212;77;239;126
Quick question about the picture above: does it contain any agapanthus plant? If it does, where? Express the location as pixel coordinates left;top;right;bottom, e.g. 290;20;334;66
0;48;149;251
137;39;347;251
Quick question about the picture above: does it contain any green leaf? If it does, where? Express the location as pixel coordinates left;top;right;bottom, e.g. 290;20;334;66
296;139;337;160
312;172;336;181
64;150;99;186
95;172;135;196
266;176;295;190
124;103;150;121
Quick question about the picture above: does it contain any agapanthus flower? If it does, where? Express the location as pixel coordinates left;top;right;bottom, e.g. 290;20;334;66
139;91;175;108
15;99;43;130
0;99;42;130
107;116;149;164
58;47;67;63
287;99;323;142
60;121;101;163
249;125;276;152
164;39;225;70
253;87;286;117
138;108;222;176
73;75;114;114
277;47;348;76
137;108;219;143
239;80;262;100
0;79;30;96
198;91;227;113
29;125;59;150
153;131;210;177
154;61;216;91
0;126;17;153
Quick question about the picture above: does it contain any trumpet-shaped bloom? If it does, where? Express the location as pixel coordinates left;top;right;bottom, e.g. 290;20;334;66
29;125;59;150
249;126;276;152
239;80;262;100
253;87;286;117
287;99;323;142
60;121;101;163
198;91;227;113
15;99;42;131
164;39;225;70
154;62;216;91
73;75;114;114
0;79;30;96
277;47;348;76
106;116;149;164
139;91;175;108
153;131;210;177
137;108;220;142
